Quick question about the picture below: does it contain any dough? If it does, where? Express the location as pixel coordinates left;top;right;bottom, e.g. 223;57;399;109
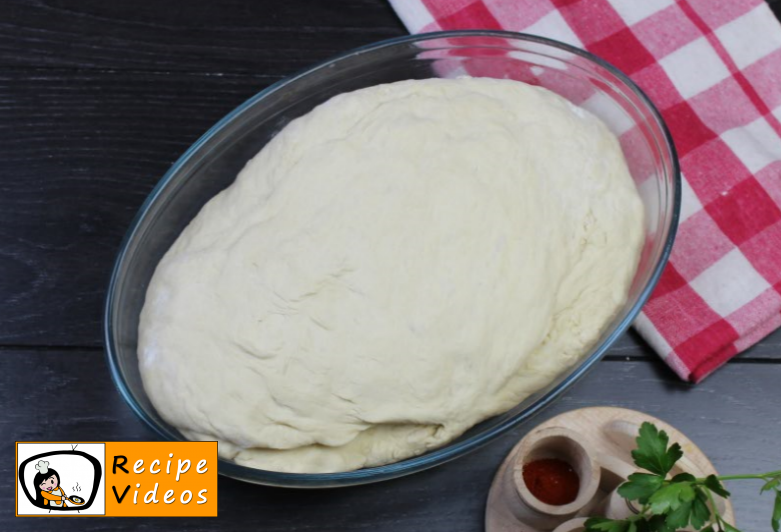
139;78;644;473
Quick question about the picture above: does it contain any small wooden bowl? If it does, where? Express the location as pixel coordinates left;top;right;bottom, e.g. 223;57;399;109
509;427;601;530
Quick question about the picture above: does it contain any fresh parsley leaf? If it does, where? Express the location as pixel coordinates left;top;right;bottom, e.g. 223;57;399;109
618;473;665;502
691;488;712;530
645;515;674;532
585;517;629;532
648;481;696;514
704;474;731;498
772;491;781;532
665;500;692;529
590;423;779;532
632;422;683;477
762;478;780;494
671;472;696;483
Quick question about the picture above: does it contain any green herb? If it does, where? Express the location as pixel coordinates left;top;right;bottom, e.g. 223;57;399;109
585;422;781;532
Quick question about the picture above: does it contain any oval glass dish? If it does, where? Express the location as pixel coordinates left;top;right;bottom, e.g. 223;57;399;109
105;31;680;488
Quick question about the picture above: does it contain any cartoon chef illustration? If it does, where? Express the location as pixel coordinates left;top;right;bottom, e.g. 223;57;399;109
34;460;69;508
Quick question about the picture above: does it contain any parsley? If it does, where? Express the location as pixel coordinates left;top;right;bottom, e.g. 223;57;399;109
585;422;781;532
631;422;683;477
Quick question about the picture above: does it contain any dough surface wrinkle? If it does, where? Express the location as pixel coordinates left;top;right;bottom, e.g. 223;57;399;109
139;78;644;473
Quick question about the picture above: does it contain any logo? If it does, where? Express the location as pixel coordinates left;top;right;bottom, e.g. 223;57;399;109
17;443;106;516
16;441;218;517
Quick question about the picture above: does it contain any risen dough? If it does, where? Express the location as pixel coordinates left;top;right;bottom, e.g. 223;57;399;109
139;78;644;473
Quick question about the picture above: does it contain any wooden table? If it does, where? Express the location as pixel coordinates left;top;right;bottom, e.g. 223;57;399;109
2;1;780;530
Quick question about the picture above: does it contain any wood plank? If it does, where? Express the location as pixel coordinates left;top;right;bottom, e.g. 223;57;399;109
609;327;781;361
0;0;778;78
2;352;779;530
2;68;781;359
0;0;407;74
0;70;276;346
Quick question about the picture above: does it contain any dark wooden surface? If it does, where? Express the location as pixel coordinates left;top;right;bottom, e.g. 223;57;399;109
2;1;780;530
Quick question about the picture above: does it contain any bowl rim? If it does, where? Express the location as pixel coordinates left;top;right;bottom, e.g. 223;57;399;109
104;29;681;487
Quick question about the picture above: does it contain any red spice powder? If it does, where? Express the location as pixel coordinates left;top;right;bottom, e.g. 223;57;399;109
522;458;580;506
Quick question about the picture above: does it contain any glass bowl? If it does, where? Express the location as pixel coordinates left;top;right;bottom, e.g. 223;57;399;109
105;31;680;487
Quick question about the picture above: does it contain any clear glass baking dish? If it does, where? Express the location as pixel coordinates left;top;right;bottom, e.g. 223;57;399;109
105;31;680;487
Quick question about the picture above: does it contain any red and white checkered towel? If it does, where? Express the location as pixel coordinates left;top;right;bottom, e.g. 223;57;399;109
389;0;781;382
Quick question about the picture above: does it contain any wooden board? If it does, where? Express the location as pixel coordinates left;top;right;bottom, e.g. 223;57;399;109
486;407;734;532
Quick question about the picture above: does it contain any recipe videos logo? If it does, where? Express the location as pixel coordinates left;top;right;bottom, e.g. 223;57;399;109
16;441;217;517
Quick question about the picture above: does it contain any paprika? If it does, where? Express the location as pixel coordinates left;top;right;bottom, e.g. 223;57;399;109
522;458;580;506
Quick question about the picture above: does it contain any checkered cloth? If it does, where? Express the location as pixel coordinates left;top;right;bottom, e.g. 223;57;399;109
389;0;781;382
